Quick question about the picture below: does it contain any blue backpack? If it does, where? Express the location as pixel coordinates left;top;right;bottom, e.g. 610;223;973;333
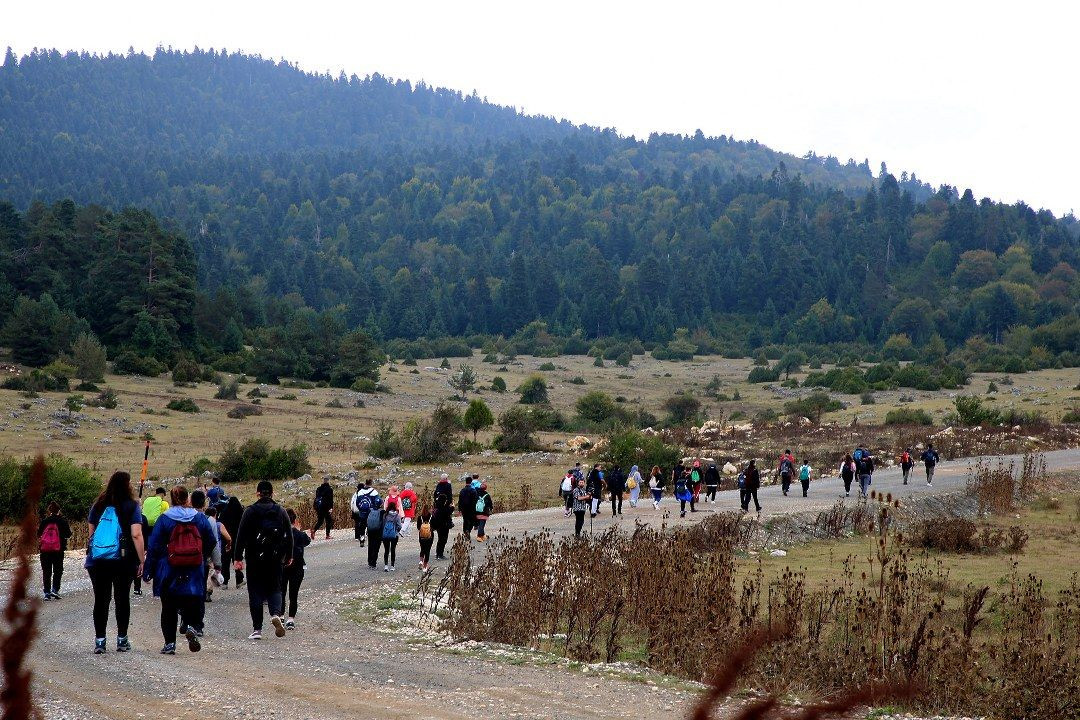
382;512;399;540
89;506;123;561
853;448;864;462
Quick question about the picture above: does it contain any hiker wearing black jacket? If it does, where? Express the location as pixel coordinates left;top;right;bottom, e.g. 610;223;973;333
458;478;478;538
311;478;334;540
607;466;626;517
921;444;940;486
586;464;605;517
740;460;761;513
703;464;721;503
856;450;875;498
219;496;244;588
432;475;455;559
233;481;293;640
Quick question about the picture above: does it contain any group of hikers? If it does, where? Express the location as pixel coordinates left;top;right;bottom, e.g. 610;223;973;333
41;442;945;654
557;442;944;534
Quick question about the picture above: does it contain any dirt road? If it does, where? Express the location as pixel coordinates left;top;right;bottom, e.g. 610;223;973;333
26;448;1080;719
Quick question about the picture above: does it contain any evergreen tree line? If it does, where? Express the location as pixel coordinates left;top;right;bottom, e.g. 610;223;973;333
0;49;1076;375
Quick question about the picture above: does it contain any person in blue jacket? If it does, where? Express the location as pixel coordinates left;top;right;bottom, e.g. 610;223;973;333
144;485;217;655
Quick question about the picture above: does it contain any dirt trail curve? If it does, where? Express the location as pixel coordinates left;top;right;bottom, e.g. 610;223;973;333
26;447;1080;720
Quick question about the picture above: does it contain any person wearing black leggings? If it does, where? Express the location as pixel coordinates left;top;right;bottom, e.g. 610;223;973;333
38;504;71;599
381;504;402;571
281;509;310;629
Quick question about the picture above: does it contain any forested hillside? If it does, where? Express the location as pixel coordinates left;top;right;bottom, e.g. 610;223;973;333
0;48;1077;379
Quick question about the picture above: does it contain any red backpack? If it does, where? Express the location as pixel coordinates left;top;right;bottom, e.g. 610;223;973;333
39;523;61;553
166;521;203;568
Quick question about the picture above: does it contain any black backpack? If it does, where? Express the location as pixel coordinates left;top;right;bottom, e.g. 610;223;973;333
251;506;286;562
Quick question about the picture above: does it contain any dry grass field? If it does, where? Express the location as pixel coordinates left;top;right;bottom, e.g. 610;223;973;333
0;353;1075;492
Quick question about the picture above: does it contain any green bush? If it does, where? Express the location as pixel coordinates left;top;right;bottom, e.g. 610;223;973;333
600;428;679;473
367;421;403;459
1063;408;1080;424
614;351;632;367
575;390;620;425
495;406;537;452
215;378;240;400
783;392;843;421
0;454;102;522
490;376;507;393
537;362;557;371
400;404;462;463
215;439;310;484
226;404;263;420
166;398;200;413
516;375;549;404
171;354;201;384
747;366;781;383
2;367;71;393
93;388;118;409
884;408;934;425
112;351;166;377
568;376;586;385
949;396;998;426
593;356;605;368
350;377;379;394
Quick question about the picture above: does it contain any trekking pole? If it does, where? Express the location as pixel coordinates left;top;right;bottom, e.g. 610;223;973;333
138;439;150;498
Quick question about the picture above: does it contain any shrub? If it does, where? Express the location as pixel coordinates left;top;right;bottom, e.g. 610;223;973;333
495;407;536;452
600;427;679;473
214;378;240;400
226;404;263;420
860;390;876;405
91;388;118;409
462;398;495;441
0;454;101;522
64;394;84;412
70;333;107;382
568;376;586;385
112;351;166;377
593;356;605;368
783;392;842;421
1;367;70;393
575;391;620;425
350;377;379;394
528;405;566;431
215;439;310;484
171;354;201;384
747;366;781;383
400;404;462;463
279;393;297;401
537;361;557;371
949;396;999;426
516;375;549;404
663;393;702;426
367;421;403;459
166;398;200;413
884;408;933;425
448;363;477;399
1063;408;1080;423
614;351;632;367
440;358;451;369
490;376;507;393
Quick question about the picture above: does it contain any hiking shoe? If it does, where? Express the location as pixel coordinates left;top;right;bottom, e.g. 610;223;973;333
160;643;176;655
116;636;131;653
49;591;61;599
132;589;143;597
388;565;396;572
271;616;286;638
179;623;189;635
384;564;389;572
285;618;296;630
211;572;223;588
185;628;201;652
43;592;51;601
248;629;262;640
93;638;106;654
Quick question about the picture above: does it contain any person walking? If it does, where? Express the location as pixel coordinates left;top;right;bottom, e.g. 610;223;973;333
136;487;168;599
648;466;663;509
233;481;293;640
627;465;643;508
675;469;693;518
839;454;856;497
798;459;813;497
740;460;761;513
689;460;703;511
206;476;225;507
899;448;914;485
281;508;310;629
350;480;380;545
399;482;418;536
586;464;604;518
381;501;402;572
143;485;216;655
856;448;874;498
571;462;585;486
921;444;940;486
703;463;720;504
203;506;231;602
777;450;796;497
86;471;145;654
311;477;334;540
219;496;244;588
560;471;575;517
607;465;626;517
432;474;454;560
39;502;71;600
474;483;493;541
366;501;384;570
416;503;435;571
457;478;478;539
571;478;591;537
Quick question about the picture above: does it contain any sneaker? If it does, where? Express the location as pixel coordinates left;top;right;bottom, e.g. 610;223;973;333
93;638;106;654
179;623;189;635
43;592;51;601
211;572;223;587
271;616;286;638
185;628;201;653
133;589;143;597
116;636;131;653
235;579;245;589
845;492;850;497
49;591;61;599
388;565;396;572
384;564;389;572
285;618;296;630
160;643;176;655
680;511;686;518
248;629;262;640
205;591;213;603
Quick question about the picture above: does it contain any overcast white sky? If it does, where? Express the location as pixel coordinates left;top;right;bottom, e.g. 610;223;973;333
5;1;1078;215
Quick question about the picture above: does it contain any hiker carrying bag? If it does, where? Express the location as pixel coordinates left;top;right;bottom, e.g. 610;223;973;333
366;508;383;532
799;466;811;482
167;521;204;568
40;522;62;553
474;494;488;515
252;509;285;562
418;518;432;540
143;496;165;527
89;506;124;561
